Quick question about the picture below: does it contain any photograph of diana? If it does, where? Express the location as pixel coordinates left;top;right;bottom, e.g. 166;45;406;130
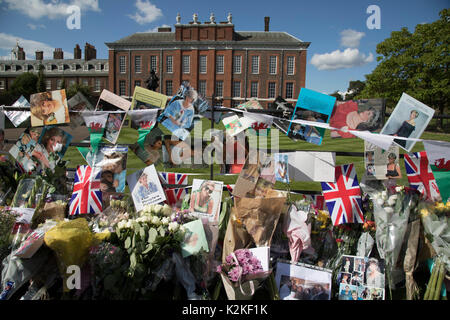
274;153;289;183
380;93;435;152
189;179;223;222
30;90;70;127
160;88;197;141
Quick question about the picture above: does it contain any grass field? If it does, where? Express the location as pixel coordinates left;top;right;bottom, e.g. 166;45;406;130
63;116;450;196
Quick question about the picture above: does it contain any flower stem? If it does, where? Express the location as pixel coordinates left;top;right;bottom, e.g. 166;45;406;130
433;258;445;300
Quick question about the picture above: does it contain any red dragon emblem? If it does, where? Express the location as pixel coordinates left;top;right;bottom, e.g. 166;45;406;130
434;158;450;171
251;122;269;131
139;120;154;129
89;122;103;133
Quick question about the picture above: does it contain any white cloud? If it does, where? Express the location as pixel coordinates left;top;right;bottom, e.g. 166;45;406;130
2;0;100;20
0;33;73;60
27;23;46;30
128;0;163;25
340;29;365;48
146;24;170;32
311;48;374;71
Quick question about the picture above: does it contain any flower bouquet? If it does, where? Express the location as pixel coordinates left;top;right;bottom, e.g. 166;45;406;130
370;186;420;296
217;248;271;300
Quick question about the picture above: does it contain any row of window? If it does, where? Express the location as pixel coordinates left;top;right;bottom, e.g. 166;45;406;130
119;55;296;75
0;63;108;73
117;79;294;99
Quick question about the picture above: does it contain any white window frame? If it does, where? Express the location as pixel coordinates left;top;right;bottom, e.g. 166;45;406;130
233;55;241;74
150;56;157;72
166;56;173;73
58;64;63;71
95;63;101;71
198;80;207;97
0;80;5;90
166;80;173;96
135;56;142;73
83;64;89;71
104;63;109;72
182;55;190;74
94;79;101;92
232;81;241;97
268;82;276;98
23;64;28;72
199;55;207;74
119;80;126;96
251;56;260;74
119;56;126;74
285;82;294;99
45;80;51;90
216;55;224;74
269;56;277;75
250;82;258;98
287;56;295;75
57;79;63;89
0;64;4;72
71;63;76;71
11;64;16;72
215;80;223;97
46;64;52;72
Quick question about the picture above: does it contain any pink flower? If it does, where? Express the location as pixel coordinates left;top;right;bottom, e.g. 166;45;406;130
216;265;222;273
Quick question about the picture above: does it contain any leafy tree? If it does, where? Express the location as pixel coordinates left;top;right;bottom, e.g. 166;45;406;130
0;72;38;105
346;80;365;100
357;9;449;129
66;82;95;102
60;78;66;90
36;64;46;93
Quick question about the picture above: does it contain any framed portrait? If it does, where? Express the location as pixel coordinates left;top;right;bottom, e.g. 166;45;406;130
189;179;223;223
30;89;70;127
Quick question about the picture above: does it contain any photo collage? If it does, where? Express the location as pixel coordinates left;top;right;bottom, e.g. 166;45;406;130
337;255;385;300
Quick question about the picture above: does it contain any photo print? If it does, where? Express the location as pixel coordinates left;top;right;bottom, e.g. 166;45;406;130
337;255;385;300
329;98;386;138
30;89;70;127
95;89;131;144
67;92;94;128
9;127;42;172
380;93;435;152
275;260;332;300
274;153;289;183
364;141;400;180
92;145;129;193
180;219;209;258
127;164;166;212
287;88;336;145
189;179;223;223
129;126;164;166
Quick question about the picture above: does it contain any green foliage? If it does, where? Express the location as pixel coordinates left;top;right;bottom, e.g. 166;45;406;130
0;72;38;105
357;9;450;123
66;82;94;102
346;80;366;100
36;64;46;93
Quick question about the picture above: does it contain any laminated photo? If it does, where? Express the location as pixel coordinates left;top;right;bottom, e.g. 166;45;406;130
131;86;167;110
274;153;289;183
329;98;385;138
95;89;131;144
67;92;94;128
30;89;70;127
337;255;385;300
380;93;435;152
4;95;30;127
275;260;332;300
222;114;251;137
189;179;223;223
181;219;209;258
158;86;198;141
9;127;42;172
286;88;336;145
364;141;400;180
127;164;166;212
92;145;128;193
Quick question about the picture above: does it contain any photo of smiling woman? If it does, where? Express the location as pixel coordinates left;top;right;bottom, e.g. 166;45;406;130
189;179;223;222
30;90;70;126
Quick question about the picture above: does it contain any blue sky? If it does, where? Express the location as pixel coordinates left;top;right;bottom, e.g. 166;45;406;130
0;0;447;95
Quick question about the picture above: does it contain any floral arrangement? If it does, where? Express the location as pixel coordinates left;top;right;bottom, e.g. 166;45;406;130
217;249;264;283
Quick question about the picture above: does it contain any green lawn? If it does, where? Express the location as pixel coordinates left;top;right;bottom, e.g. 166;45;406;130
63;117;450;195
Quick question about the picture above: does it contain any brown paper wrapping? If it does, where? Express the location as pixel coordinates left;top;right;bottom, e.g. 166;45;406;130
403;219;420;300
31;202;67;228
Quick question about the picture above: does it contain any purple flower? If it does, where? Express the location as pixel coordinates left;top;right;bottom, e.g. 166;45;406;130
216;265;222;273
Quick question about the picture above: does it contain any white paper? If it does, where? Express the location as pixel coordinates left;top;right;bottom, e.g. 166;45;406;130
423;140;450;165
222;114;251;137
289;151;336;182
351;130;394;151
249;246;270;272
10;207;35;224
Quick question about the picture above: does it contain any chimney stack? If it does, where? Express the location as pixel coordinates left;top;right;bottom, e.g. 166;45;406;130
84;43;97;61
264;16;270;32
74;44;81;59
53;48;64;59
35;50;43;61
17;47;26;60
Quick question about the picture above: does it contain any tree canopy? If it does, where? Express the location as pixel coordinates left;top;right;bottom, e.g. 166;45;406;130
356;9;449;121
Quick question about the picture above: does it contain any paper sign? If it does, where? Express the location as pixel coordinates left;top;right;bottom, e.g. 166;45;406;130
380;93;435;152
287;151;336;182
249;246;270;272
131;86;168;110
127;164;166;212
181;219;209;258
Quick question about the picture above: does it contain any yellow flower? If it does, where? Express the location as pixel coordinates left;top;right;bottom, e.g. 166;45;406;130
435;202;445;210
420;208;430;218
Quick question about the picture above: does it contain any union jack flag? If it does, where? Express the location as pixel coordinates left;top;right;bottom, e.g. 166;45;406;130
158;172;189;206
69;165;103;215
404;151;441;201
321;164;364;226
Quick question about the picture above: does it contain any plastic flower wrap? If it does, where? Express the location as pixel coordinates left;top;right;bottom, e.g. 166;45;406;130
216;248;270;300
283;201;313;263
369;186;420;294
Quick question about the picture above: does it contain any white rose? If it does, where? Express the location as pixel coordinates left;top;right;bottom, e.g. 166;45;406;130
381;191;388;200
383;207;394;214
117;221;125;230
125;221;133;229
153;204;163;215
376;199;385;206
387;195;397;206
372;193;380;200
151;216;161;225
168;222;179;232
395;186;402;193
161;217;170;225
179;225;186;233
162;204;172;217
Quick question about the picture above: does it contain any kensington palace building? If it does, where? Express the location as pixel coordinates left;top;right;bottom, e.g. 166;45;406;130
105;14;310;108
